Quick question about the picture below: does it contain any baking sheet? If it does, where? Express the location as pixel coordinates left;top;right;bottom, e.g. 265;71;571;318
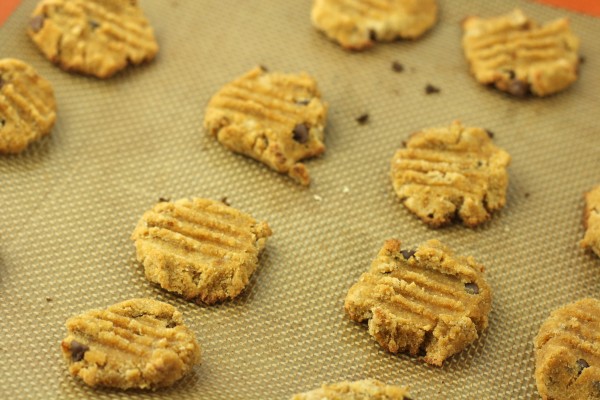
0;1;599;399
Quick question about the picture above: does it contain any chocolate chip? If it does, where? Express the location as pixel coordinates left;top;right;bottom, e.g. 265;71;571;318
401;249;416;259
158;197;170;202
465;282;479;295
220;196;230;206
401;140;407;148
296;99;310;106
292;123;309;144
369;29;377;41
392;61;404;73
259;65;269;72
508;79;530;97
356;113;369;125
425;84;440;94
524;193;530;198
45;297;52;302
70;341;89;362
576;359;590;375
0;120;5;128
506;70;516;80
485;129;494;139
427;213;434;219
579;55;586;64
88;19;99;30
30;15;45;33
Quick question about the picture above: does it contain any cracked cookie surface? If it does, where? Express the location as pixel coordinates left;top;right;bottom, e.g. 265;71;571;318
291;379;411;400
61;298;200;390
311;0;437;50
0;59;56;154
204;66;327;186
131;198;272;304
27;0;158;78
462;8;580;97
390;120;511;228
581;185;600;258
534;298;600;400
345;239;491;366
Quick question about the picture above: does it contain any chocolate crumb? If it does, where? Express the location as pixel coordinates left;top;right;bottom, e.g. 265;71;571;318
524;192;530;198
292;123;309;144
401;249;416;259
45;297;52;302
427;213;434;219
88;19;99;30
158;197;170;203
506;70;516;80
70;341;89;362
485;129;495;139
576;359;590;375
0;120;5;128
579;55;586;64
465;282;480;295
220;196;230;206
508;79;530;97
391;61;404;73
401;140;407;148
425;84;440;94
259;65;269;72
296;99;310;106
356;113;369;125
30;15;45;33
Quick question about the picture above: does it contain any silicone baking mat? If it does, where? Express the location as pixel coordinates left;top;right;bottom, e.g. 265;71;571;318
1;1;599;399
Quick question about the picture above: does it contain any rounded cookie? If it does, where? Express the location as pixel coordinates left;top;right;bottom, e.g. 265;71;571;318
0;59;56;154
291;379;411;400
462;9;581;97
204;66;327;186
131;198;272;304
345;239;492;366
61;298;201;390
27;0;158;78
534;298;600;400
390;120;511;228
581;185;600;258
311;0;437;50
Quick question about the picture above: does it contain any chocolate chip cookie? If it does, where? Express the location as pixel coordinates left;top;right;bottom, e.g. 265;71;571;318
462;9;581;97
204;66;327;185
390;120;511;228
131;198;272;304
27;0;158;78
291;379;411;400
581;185;600;258
0;58;56;154
311;0;438;50
345;239;492;366
534;298;600;400
61;298;200;390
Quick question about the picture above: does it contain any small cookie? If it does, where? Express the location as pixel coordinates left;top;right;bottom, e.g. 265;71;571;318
311;0;438;50
534;298;600;400
131;198;272;304
581;185;600;258
61;298;200;390
390;120;511;228
28;0;158;78
0;59;56;154
204;66;327;185
345;239;491;366
462;9;580;97
291;379;411;400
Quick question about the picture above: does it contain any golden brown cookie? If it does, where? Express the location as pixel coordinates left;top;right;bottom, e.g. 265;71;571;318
27;0;158;78
291;379;411;400
204;66;327;186
61;298;200;390
131;198;272;305
345;239;491;366
462;9;581;97
534;298;600;400
311;0;438;50
390;120;511;228
581;185;600;258
0;58;56;154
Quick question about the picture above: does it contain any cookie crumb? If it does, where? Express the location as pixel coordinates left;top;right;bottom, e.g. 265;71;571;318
425;84;440;94
46;297;53;302
356;113;369;125
391;61;404;73
220;197;230;206
313;194;323;202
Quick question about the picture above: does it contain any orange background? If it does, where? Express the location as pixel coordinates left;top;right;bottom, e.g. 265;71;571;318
0;0;22;26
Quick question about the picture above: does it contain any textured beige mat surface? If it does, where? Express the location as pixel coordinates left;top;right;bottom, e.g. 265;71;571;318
1;1;599;399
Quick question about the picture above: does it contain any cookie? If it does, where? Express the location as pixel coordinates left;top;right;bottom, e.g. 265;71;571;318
131;198;272;304
27;0;158;78
534;298;600;400
204;66;327;186
345;239;491;366
61;298;200;390
291;379;411;400
0;58;56;154
390;120;511;228
581;185;600;258
311;0;438;50
462;9;580;97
